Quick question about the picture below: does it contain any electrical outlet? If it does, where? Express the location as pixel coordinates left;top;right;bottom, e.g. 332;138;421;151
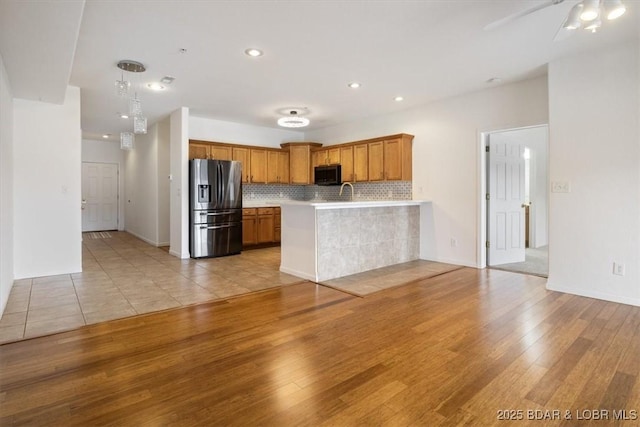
613;262;625;276
450;237;457;248
552;181;571;193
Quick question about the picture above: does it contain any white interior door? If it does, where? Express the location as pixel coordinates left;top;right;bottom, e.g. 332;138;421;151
488;133;526;265
82;162;118;232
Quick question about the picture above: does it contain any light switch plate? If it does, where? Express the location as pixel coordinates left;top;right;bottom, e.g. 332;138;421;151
552;181;571;193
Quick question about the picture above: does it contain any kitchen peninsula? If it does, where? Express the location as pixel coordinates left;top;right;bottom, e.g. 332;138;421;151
280;200;429;281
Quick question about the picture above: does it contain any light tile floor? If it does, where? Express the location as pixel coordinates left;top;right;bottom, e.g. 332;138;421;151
320;259;464;296
0;231;464;344
0;232;304;344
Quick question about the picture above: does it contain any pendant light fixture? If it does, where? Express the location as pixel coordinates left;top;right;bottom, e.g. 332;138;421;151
116;60;148;150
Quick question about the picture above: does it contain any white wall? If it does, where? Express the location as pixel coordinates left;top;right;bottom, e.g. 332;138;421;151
157;117;170;246
170;107;190;258
13;86;82;278
306;76;549;267
81;138;125;231
527;127;549;248
124;124;160;245
0;53;14;315
547;41;640;306
189;116;304;148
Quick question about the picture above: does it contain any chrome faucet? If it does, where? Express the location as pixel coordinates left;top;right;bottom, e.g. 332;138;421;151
339;182;354;201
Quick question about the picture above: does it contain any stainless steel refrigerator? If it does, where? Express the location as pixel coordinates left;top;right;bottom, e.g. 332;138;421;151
190;159;242;258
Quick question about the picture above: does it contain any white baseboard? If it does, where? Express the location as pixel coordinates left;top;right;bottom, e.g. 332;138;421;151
125;229;159;247
279;266;316;282
169;249;190;259
546;281;640;307
418;255;476;268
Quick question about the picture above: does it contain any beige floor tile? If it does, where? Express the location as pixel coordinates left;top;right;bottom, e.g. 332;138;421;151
83;307;138;324
212;285;252;299
29;293;80;309
28;303;82;322
78;298;133;313
24;313;86;338
0;325;25;344
0;311;27;327
32;274;72;285
4;295;30;314
130;298;181;314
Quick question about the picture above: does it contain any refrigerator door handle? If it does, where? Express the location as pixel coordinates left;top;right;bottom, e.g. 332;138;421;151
199;211;236;216
199;224;236;230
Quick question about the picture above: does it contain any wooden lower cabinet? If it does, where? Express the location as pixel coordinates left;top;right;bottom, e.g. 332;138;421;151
242;207;280;247
257;208;274;243
242;208;258;246
274;208;281;242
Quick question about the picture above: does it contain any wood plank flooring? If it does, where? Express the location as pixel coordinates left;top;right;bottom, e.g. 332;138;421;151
1;268;639;426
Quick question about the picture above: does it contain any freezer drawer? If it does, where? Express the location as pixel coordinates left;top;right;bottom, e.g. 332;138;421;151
191;222;242;258
192;208;242;226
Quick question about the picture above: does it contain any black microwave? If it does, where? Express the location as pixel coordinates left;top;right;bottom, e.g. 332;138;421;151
314;164;342;186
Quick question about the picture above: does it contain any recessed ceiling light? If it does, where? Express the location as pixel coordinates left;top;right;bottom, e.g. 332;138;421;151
160;76;175;85
394;96;404;102
245;48;263;57
348;82;361;89
102;134;110;139
118;113;129;119
147;82;165;91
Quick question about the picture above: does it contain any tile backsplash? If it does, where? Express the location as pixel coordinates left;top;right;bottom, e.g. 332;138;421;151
243;181;412;204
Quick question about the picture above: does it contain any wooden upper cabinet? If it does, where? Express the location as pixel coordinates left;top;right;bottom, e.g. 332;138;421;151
210;145;232;161
266;151;279;183
289;145;312;184
327;147;340;165
266;151;289;184
368;141;385;181
189;143;210;160
313;149;326;167
353;143;368;182
340;146;354;182
250;149;267;183
384;138;403;181
282;143;321;185
232;147;250;183
278;151;289;184
383;135;412;181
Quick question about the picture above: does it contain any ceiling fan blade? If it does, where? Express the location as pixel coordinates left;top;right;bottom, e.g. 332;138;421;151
553;23;576;41
484;0;566;31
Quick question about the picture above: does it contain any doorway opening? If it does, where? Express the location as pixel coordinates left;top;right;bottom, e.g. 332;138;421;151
81;162;119;232
480;125;548;277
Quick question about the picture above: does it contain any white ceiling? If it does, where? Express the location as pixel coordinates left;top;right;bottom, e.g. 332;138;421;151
1;0;638;141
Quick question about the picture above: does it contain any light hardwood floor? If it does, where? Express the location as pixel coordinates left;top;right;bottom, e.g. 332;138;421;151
1;267;638;426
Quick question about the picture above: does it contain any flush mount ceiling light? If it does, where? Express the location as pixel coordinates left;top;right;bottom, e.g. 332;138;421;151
147;82;165;91
160;76;175;85
244;48;263;57
348;82;361;89
277;110;310;128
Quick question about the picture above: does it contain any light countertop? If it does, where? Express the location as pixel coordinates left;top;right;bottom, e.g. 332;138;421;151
278;199;430;209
